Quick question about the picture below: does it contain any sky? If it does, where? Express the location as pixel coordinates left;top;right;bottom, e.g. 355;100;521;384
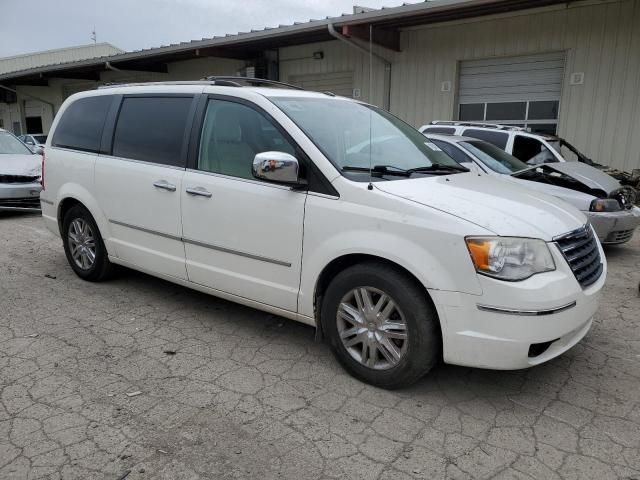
0;0;420;57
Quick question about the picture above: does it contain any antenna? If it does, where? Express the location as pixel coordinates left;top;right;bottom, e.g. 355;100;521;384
367;24;374;191
91;26;97;44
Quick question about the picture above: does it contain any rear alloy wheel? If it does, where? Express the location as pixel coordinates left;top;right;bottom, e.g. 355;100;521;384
68;218;97;271
322;262;440;389
62;205;114;281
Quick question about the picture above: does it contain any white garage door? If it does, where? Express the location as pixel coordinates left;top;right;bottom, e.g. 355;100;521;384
457;52;565;134
288;71;354;98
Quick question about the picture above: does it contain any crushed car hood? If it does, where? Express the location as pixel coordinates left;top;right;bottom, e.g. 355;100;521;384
517;162;621;194
375;173;586;241
0;154;41;177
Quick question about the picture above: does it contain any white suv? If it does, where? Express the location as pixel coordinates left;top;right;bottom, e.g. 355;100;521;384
40;80;605;388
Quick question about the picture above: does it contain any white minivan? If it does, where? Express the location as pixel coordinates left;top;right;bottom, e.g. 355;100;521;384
40;80;605;388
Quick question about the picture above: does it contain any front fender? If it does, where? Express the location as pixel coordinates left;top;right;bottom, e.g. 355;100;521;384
298;193;485;320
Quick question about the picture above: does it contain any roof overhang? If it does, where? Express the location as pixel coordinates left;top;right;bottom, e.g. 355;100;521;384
0;0;570;85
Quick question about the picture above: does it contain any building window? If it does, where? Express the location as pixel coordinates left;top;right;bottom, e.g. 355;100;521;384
458;100;559;134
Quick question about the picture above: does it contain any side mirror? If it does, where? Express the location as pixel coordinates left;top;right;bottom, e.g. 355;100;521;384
252;151;304;186
33;146;44;155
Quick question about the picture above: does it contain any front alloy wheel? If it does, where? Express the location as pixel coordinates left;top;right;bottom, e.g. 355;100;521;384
322;262;440;389
337;287;408;370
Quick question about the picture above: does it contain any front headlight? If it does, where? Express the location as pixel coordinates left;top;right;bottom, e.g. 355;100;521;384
590;198;621;212
465;237;556;281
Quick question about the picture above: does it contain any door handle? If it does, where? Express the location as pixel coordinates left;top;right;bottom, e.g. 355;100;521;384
153;180;177;192
186;187;212;198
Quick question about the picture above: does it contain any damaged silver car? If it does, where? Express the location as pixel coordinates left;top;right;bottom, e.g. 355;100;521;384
426;134;640;245
0;129;42;212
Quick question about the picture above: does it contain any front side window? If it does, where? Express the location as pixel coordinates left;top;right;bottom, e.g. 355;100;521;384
270;97;460;179
52;95;112;153
459;140;529;174
462;129;509;150
198;99;296;180
0;131;33;155
112;96;193;167
512;135;557;165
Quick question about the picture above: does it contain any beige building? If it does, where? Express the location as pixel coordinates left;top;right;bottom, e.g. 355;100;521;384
1;0;639;171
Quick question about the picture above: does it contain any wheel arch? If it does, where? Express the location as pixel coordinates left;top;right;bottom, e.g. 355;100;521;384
55;185;111;248
313;253;441;341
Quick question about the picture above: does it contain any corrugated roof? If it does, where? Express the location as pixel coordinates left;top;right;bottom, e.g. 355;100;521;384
0;43;124;75
0;0;567;82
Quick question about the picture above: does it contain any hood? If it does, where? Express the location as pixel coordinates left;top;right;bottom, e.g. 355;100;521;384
0;154;41;177
501;175;595;211
532;162;621;194
375;173;586;241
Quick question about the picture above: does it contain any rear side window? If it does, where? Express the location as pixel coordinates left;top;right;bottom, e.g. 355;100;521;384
52;96;112;153
424;127;456;135
112;96;192;167
430;139;473;165
461;129;508;150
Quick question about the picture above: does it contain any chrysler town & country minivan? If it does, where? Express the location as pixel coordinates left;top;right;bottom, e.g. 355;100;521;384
40;79;605;388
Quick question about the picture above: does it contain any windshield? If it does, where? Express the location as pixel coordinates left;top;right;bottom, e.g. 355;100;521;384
459;140;529;174
270;97;461;179
0;132;33;155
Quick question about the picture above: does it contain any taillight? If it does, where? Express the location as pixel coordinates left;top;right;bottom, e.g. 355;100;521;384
40;150;45;190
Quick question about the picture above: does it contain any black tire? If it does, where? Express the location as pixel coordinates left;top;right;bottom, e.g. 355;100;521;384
321;262;440;389
62;204;114;281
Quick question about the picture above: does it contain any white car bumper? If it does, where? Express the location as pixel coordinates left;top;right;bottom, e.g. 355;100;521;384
586;206;640;244
431;240;605;370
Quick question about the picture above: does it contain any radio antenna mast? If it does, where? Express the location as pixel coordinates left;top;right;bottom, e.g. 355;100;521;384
367;24;374;191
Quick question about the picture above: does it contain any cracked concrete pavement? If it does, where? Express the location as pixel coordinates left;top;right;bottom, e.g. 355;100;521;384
1;212;639;480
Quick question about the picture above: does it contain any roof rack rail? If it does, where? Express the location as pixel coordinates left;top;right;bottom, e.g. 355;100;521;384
201;76;304;90
430;120;525;131
98;76;304;90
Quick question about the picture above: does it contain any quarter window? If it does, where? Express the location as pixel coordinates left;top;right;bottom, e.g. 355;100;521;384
52;96;112;153
423;127;456;135
112;96;193;167
198;99;295;180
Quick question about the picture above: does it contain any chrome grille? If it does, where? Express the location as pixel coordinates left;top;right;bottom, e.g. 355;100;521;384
555;226;603;288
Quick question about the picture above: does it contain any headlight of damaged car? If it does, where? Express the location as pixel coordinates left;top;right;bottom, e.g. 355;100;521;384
590;198;622;212
465;237;555;281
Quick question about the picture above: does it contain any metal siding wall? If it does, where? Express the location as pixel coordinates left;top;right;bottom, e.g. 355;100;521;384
391;0;640;171
279;40;387;107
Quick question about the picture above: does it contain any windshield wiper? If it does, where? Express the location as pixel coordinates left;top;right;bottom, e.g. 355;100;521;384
342;165;411;176
406;164;469;174
342;164;468;177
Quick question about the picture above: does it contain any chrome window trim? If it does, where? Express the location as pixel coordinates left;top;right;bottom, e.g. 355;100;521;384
108;219;291;267
476;301;577;316
185;168;303;192
97;154;186;171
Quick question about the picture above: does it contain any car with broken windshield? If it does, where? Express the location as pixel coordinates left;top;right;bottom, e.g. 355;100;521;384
426;133;640;245
41;79;605;388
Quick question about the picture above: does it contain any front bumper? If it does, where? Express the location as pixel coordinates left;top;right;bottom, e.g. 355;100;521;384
586;206;640;244
431;240;605;370
0;182;42;212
